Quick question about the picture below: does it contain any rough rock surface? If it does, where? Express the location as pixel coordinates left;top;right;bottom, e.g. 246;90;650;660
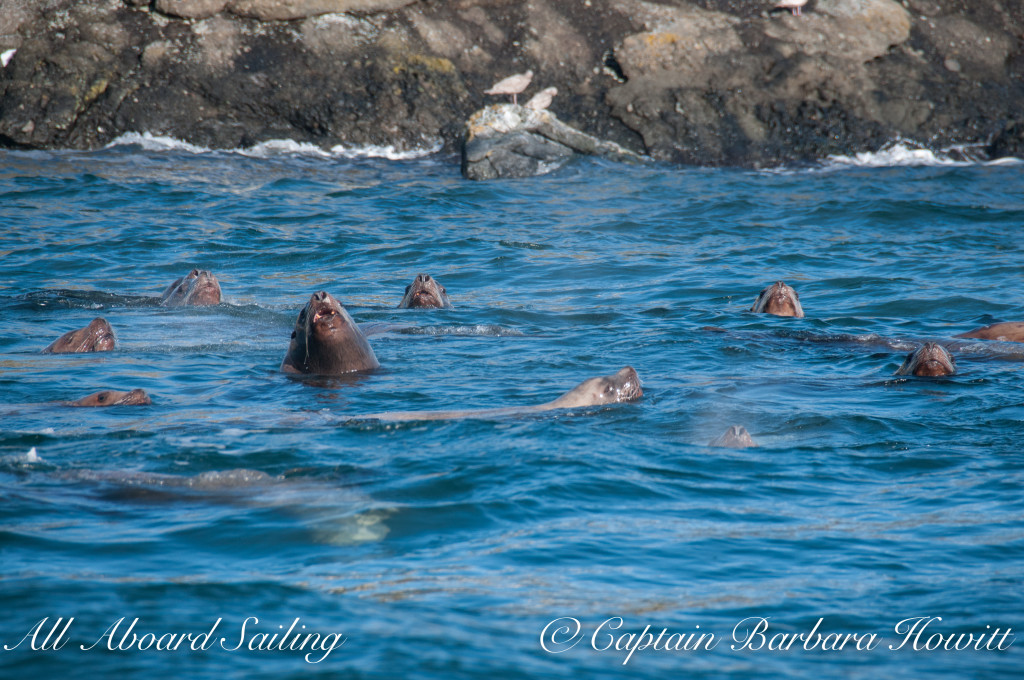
462;103;642;180
1;0;1023;166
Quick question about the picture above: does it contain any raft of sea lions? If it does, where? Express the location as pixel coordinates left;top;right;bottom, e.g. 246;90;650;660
39;270;1024;447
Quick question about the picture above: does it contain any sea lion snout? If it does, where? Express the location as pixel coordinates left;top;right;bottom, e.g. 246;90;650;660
709;425;757;448
751;281;804;318
42;317;116;353
895;342;956;377
160;268;222;306
614;366;643;400
281;291;380;375
398;273;452;309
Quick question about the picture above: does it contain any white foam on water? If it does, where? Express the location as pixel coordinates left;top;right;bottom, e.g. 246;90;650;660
825;143;969;168
107;131;211;154
328;140;444;160
823;142;1023;169
106;132;442;160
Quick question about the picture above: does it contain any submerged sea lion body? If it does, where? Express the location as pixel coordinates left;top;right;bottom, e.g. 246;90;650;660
160;269;222;306
709;425;757;448
398;273;452;309
68;389;152;407
362;366;642;422
282;291;380;375
42;317;115;353
955;322;1024;343
751;281;804;318
895;342;956;377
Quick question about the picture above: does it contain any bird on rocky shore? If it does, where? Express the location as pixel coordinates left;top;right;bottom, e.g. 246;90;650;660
485;70;534;105
774;0;807;15
525;86;557;111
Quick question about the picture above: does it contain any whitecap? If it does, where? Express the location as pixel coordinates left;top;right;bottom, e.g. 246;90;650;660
106;131;211;154
327;140;443;160
105;131;442;160
824;142;970;169
821;141;1022;169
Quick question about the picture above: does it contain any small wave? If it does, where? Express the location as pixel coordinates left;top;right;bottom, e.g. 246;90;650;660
822;141;1021;169
106;132;210;154
9;289;156;310
825;142;970;168
106;132;442;160
328;141;443;160
400;325;525;337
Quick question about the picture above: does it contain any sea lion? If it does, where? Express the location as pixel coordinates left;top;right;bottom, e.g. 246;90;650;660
160;269;222;306
709;425;757;448
398;273;452;309
894;342;956;377
42;317;115;353
750;281;804;318
360;366;642;422
68;389;152;407
281;291;380;375
955;322;1024;343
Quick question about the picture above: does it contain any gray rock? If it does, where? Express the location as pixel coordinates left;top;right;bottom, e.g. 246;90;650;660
462;104;643;180
155;0;229;20
227;0;415;21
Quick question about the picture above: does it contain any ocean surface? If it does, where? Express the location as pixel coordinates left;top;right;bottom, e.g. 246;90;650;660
1;138;1022;679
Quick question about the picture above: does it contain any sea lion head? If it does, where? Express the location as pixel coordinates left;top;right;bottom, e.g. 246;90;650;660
69;388;152;407
161;269;222;306
43;317;116;353
281;291;380;375
548;366;643;409
709;425;757;448
895;342;956;377
751;281;804;318
398;273;451;309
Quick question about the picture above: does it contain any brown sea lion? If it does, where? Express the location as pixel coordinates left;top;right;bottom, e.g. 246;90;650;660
398;273;452;309
281;291;380;375
68;389;152;407
42;317;115;353
160;269;222;306
955;322;1024;343
709;425;757;448
895;342;956;377
750;281;804;318
362;366;642;422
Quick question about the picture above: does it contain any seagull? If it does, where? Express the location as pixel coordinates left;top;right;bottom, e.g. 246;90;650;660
485;70;534;105
525;87;557;111
774;0;807;15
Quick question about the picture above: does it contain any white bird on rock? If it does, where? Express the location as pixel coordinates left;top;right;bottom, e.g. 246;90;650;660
485;70;534;105
774;0;807;16
525;86;557;111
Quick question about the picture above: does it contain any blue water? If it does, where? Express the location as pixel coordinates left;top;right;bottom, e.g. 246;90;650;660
1;144;1023;679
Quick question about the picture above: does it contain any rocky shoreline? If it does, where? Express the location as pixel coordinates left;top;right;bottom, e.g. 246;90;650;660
2;0;1023;167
